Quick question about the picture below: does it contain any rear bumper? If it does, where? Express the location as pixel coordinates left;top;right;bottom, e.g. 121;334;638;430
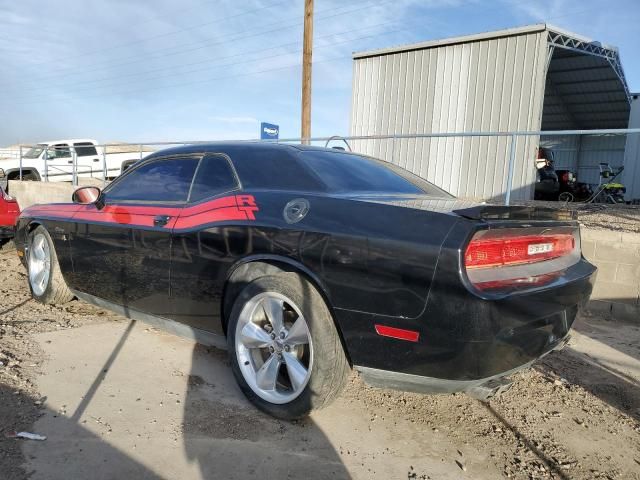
355;334;570;396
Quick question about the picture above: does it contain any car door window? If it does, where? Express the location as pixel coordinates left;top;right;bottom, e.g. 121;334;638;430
73;142;98;157
48;144;70;159
188;154;239;202
105;156;199;203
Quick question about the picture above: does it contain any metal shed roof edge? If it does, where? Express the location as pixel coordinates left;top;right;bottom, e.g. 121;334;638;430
352;23;619;60
352;24;548;59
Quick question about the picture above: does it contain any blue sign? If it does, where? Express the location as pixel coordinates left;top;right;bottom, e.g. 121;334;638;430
260;122;279;140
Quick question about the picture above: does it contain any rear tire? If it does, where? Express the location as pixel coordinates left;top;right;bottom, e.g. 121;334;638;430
27;226;74;305
558;192;574;202
227;272;350;420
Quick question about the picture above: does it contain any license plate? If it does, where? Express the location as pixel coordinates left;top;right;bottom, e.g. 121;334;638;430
528;243;553;255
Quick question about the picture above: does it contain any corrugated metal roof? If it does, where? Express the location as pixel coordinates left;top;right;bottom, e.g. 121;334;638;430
542;47;630;129
353;24;547;59
352;23;621;59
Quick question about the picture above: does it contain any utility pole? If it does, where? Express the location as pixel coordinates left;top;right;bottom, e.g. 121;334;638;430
301;0;313;144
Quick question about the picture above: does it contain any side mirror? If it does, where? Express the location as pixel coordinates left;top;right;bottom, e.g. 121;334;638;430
72;186;102;206
0;168;5;179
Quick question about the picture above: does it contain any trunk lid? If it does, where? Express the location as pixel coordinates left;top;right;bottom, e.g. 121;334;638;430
347;194;576;222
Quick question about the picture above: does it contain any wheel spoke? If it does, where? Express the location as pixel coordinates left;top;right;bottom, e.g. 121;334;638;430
262;297;284;333
34;269;45;288
286;317;309;345
256;354;281;391
282;352;308;392
240;322;272;349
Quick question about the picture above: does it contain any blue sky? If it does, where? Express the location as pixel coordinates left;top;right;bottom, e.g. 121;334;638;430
1;0;638;146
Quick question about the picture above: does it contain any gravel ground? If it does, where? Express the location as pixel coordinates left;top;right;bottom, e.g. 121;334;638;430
1;243;639;479
512;201;640;234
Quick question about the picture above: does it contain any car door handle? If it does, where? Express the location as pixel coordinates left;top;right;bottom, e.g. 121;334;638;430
153;215;171;227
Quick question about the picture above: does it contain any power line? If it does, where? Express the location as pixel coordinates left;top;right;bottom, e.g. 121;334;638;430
12;0;387;84
6;29;405;107
6;21;398;98
15;0;292;71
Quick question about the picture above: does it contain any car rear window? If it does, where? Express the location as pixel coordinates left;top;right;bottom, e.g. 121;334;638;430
73;142;98;157
300;150;452;196
229;146;323;192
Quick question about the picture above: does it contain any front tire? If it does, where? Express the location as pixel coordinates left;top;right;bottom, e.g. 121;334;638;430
227;272;350;420
27;226;74;305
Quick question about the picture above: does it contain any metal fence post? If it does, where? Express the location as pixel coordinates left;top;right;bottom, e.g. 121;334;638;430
504;134;517;206
44;148;48;181
139;144;143;161
19;145;23;180
72;148;78;187
390;134;397;162
102;145;107;187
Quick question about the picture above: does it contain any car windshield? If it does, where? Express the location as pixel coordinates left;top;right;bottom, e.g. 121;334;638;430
23;145;46;159
301;150;453;197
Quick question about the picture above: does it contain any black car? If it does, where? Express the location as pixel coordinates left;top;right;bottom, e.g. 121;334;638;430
14;143;596;419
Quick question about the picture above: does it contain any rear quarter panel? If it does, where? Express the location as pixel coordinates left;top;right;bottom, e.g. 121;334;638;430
169;191;459;334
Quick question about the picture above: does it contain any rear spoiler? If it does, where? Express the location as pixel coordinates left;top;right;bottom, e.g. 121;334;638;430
453;205;577;222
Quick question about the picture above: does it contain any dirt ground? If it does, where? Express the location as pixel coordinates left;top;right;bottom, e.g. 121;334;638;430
1;243;639;480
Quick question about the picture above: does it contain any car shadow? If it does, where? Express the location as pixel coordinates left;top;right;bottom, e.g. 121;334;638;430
536;347;640;421
573;313;640;362
6;318;351;479
0;382;165;480
182;343;351;479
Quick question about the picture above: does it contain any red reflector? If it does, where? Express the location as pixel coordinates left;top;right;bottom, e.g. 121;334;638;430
465;234;575;269
374;324;419;342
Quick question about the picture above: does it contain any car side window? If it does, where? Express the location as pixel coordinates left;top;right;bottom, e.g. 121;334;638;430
48;144;70;159
105;156;199;203
188;154;239;203
73;142;98;157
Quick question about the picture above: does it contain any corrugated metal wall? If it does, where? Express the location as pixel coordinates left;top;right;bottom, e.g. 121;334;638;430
540;134;627;185
350;31;548;201
623;96;640;201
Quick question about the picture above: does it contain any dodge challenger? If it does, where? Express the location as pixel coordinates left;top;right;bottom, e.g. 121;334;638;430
14;143;596;419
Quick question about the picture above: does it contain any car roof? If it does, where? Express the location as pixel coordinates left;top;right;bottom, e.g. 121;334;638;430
40;139;98;146
147;141;356;157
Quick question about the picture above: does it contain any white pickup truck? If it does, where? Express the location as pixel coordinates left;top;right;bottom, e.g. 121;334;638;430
0;139;147;187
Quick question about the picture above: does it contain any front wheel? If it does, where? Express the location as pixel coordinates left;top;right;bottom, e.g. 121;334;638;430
227;272;350;420
27;226;74;305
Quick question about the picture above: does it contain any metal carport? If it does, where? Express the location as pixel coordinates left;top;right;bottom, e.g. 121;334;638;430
350;24;632;200
540;28;631;187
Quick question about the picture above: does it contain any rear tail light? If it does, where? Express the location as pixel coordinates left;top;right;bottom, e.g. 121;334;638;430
465;234;574;269
464;227;579;292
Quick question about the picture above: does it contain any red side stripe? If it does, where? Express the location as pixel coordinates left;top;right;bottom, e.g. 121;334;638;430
20;195;260;230
374;324;420;343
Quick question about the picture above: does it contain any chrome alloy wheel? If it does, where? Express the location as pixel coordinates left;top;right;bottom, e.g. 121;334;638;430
235;292;313;404
28;233;51;297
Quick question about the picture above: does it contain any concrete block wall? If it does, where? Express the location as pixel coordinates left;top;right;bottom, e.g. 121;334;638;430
582;228;640;322
9;179;104;210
